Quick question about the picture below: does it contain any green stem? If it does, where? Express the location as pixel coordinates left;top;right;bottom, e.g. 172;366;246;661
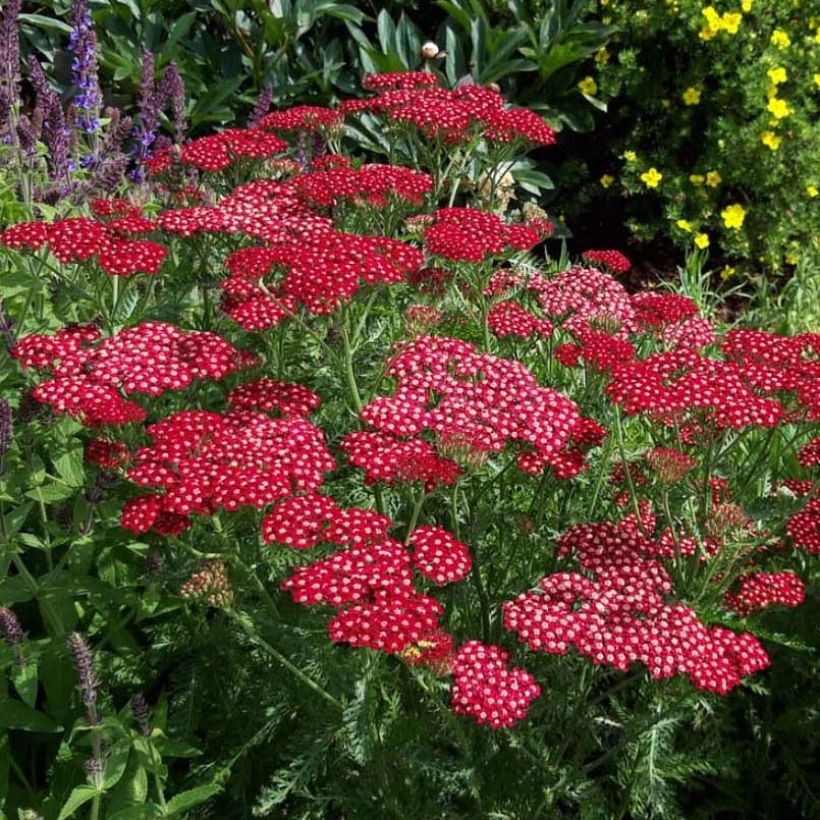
149;745;168;811
404;491;426;544
452;482;491;642
613;407;648;536
340;321;363;414
225;609;342;710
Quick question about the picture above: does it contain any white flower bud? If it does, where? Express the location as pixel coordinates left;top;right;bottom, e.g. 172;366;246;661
420;41;440;59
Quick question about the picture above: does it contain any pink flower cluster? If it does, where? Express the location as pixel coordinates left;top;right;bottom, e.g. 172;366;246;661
343;335;584;485
504;516;771;694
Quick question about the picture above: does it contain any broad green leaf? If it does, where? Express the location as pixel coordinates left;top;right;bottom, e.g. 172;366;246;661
0;699;61;733
19;13;73;35
58;785;99;820
11;662;38;709
53;446;86;488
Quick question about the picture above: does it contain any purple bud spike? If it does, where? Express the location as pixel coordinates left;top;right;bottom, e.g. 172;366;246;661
130;694;153;736
0;0;21;139
0;399;11;460
0;607;23;646
68;632;99;723
248;83;274;128
27;56;71;183
159;62;186;144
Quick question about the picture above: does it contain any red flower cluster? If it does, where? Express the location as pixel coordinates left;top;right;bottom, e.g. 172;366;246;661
84;438;129;469
505;516;770;694
279;506;473;669
263;494;390;550
631;292;699;330
487;301;553;339
408;525;472;585
289;164;432;208
350;79;556;146
722;330;820;419
341;431;461;492
645;447;698;484
346;335;583;483
423;207;544;263
122;409;335;535
1;216;165;276
786;498;820;554
607;349;784;430
259;105;342;132
361;71;441;91
451;641;541;729
13;322;254;426
555;330;636;373
228;378;321;417
581;249;631;273
533;267;637;339
798;437;820;468
148;127;287;174
90;198;144;219
725;571;805;616
226;233;423;327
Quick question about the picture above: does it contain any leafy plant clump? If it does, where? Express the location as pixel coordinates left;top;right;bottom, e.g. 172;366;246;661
0;24;818;820
582;0;820;273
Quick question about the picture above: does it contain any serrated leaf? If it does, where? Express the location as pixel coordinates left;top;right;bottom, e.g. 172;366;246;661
165;783;221;816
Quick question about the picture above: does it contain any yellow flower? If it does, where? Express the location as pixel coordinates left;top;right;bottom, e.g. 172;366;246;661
741;0;753;11
600;174;615;188
624;151;638;162
808;185;819;198
767;97;791;119
814;74;820;88
595;47;610;64
706;171;722;187
767;66;788;85
721;203;747;229
720;12;742;34
640;167;663;188
699;25;719;40
770;29;791;48
720;265;736;280
761;131;782;150
694;233;710;249
578;76;598;95
702;6;720;26
785;252;799;265
689;174;705;185
682;87;701;105
676;219;693;232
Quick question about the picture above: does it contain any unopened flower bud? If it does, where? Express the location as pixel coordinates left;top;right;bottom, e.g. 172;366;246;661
420;41;440;60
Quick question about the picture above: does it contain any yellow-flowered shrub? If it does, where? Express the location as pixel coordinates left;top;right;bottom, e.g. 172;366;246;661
570;0;819;271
